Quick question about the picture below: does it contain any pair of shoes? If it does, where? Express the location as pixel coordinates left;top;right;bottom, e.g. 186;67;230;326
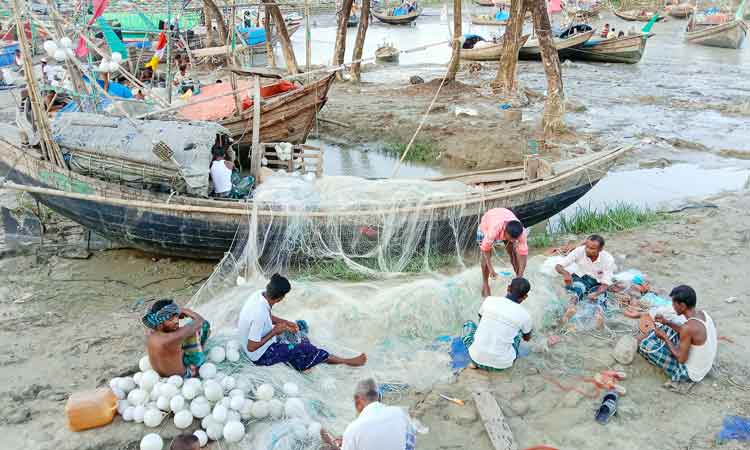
595;390;618;425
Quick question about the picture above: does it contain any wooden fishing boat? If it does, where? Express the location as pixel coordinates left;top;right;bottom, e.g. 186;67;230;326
372;7;423;24
460;35;529;61
613;9;664;22
666;4;693;19
375;44;400;62
0;141;630;259
563;32;654;63
685;18;748;48
473;0;510;6
519;30;594;60
564;1;604;19
470;14;508;26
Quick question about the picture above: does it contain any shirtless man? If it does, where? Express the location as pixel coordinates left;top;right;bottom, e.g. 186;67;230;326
143;299;211;378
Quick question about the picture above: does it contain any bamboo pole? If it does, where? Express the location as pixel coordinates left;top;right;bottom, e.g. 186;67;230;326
351;0;371;82
446;0;461;80
228;0;242;113
166;0;173;104
250;75;263;180
305;0;312;74
332;0;355;80
263;0;300;73
264;5;275;67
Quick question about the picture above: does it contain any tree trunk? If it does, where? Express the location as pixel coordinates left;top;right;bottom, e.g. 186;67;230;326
204;5;214;46
530;0;565;137
351;0;371;82
203;0;228;46
493;0;529;96
264;6;276;68
263;0;300;73
332;0;354;80
445;0;462;81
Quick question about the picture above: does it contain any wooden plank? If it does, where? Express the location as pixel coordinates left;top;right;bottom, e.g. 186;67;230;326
471;391;519;450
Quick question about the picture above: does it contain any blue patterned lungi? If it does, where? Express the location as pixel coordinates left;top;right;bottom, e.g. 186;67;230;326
566;274;608;309
638;324;690;382
254;336;330;372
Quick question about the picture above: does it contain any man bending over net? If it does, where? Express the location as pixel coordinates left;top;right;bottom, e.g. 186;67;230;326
238;273;367;371
143;299;211;378
477;208;528;298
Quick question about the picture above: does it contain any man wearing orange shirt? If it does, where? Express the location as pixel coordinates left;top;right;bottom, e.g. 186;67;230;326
477;208;528;297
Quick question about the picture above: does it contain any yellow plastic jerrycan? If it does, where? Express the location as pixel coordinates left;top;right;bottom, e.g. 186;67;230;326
65;387;118;431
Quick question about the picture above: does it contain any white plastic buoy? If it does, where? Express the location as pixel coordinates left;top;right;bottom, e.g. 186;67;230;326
236;276;247;286
111;387;126;400
143;408;166;427
198;363;217;379
59;36;72;48
228;389;245;398
139;356;152;372
160;383;179;399
256;384;274;401
212;403;228;423
182;380;200;400
174;409;193;429
269;399;283;419
111;51;123;63
117;399;130;416
190;396;211;419
223;421;245;443
284;398;306;418
140;433;163;450
140;370;160;391
203;380;222;402
239;399;254;420
230;396;245;411
127;389;148;406
251;400;269;419
220;397;231;408
117;377;136;393
206;423;223;441
221;376;236;392
282;382;299;397
167;375;183;388
226;340;240;351
170;395;186;413
226;410;241;423
156;396;170;411
109;378;121;390
225;349;241;362
308;422;322;440
43;40;57;57
201;415;216;430
208;347;226;364
123;406;135;421
194;429;208;447
133;373;143;386
133;405;146;423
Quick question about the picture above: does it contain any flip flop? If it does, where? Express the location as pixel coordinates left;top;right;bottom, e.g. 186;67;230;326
595;391;618;425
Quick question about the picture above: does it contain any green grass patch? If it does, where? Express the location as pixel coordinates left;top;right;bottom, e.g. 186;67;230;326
553;203;663;235
528;232;556;248
294;252;458;281
382;138;439;163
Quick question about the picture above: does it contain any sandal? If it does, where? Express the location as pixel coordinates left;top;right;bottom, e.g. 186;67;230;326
595;390;618;425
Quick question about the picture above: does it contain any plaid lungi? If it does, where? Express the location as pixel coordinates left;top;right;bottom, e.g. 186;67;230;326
638;324;690;382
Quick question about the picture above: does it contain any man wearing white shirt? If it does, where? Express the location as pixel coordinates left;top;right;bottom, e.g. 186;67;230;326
555;234;616;325
463;278;533;371
322;378;416;450
238;273;367;371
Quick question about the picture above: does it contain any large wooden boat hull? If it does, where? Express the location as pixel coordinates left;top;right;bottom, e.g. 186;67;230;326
220;73;335;155
563;33;652;63
372;8;423;24
613;10;664;22
667;4;693;19
460;35;529;61
470;15;508;26
0;143;628;260
686;19;748;49
519;30;594;60
473;0;510;6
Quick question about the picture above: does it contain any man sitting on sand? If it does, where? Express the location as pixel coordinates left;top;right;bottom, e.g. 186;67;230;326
463;278;533;371
637;285;717;383
321;378;416;450
143;299;211;378
238;273;367;371
555;234;615;326
478;208;529;297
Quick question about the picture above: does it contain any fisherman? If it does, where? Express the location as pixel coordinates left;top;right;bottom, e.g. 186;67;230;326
209;147;234;198
238;273;367;371
555;234;615;326
477;208;528;297
607;27;617;39
462;278;533;371
600;23;610;37
618;30;625;37
321;378;416;450
143;299;212;378
637;285;717;383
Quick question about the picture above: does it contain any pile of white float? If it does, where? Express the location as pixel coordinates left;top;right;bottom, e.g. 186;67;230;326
109;341;318;450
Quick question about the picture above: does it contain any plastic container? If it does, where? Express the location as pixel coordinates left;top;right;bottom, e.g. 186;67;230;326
65;387;118;431
0;43;20;68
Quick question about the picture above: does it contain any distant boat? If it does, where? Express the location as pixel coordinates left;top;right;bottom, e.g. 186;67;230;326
473;0;510;6
519;27;594;60
470;14;509;26
685;18;748;48
375;43;399;62
666;3;693;19
347;14;359;27
372;7;423;24
460;35;529;61
613;10;665;22
566;33;654;63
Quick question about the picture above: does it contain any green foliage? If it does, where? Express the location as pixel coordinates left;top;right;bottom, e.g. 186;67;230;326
529;232;556;248
294;253;458;281
382;138;438;163
553;203;662;235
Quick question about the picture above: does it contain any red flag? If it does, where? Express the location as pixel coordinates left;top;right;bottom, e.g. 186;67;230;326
87;0;110;25
155;32;167;50
74;35;89;58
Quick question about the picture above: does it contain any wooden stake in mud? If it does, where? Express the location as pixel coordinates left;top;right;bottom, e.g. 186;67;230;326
332;0;354;79
264;5;275;67
351;0;371;82
262;0;300;73
203;0;229;45
250;75;263;181
445;0;461;81
472;390;519;450
305;0;312;74
530;0;565;138
493;0;530;95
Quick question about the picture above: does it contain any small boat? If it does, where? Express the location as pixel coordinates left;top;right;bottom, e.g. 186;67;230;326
347;14;360;27
613;9;664;22
666;3;693;19
372;7;423;24
473;0;510;6
565;32;654;63
375;43;400;62
519;28;594;60
564;1;604;19
460;35;529;61
685;17;748;49
470;14;508;26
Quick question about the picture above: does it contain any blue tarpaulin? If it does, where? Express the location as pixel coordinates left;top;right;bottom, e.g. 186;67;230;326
718;416;750;441
236;26;267;46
